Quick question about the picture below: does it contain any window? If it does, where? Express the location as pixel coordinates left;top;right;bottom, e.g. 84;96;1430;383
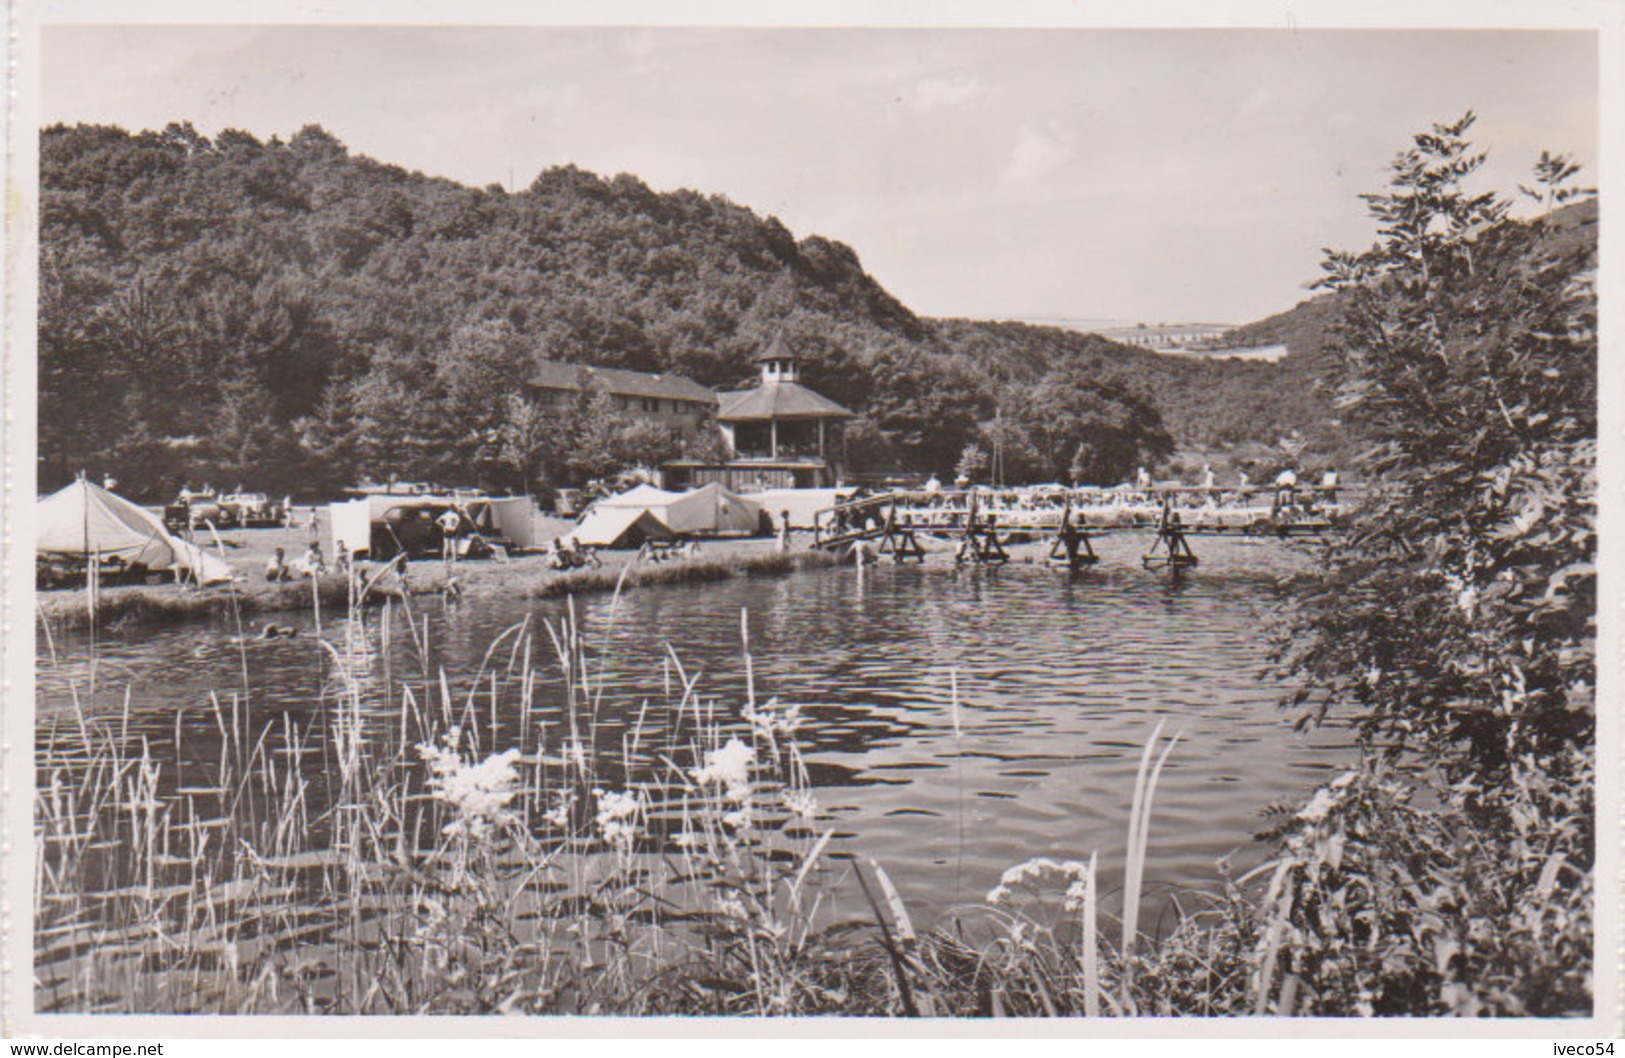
642;397;661;412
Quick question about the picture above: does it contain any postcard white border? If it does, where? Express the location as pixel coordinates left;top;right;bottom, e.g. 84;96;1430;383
4;0;1621;1042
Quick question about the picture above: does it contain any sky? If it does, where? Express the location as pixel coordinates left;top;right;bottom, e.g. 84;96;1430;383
39;23;1599;325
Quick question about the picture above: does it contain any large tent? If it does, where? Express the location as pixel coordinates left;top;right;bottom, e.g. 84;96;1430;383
36;479;236;584
329;494;559;558
594;482;761;536
571;506;674;549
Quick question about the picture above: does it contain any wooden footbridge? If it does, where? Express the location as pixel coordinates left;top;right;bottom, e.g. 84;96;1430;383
811;486;1349;571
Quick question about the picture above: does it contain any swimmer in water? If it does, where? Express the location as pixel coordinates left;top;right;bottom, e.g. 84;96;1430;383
259;623;298;640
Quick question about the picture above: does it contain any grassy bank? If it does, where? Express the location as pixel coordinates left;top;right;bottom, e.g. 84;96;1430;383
33;586;1591;1017
528;548;840;599
31;591;1201;1016
35;540;843;633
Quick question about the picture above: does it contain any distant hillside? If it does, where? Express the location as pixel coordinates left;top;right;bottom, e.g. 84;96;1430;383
39;121;1341;496
1217;197;1599;374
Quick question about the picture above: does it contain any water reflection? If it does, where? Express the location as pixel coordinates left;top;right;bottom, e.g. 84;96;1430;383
37;539;1353;922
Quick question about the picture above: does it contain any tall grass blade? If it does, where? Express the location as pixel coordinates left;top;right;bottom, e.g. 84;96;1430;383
1082;849;1100;1017
853;860;922;1017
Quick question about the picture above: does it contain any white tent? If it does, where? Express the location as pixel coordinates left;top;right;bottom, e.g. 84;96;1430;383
331;494;561;557
480;496;558;550
594;482;761;536
749;487;854;529
572;506;674;549
36;479;236;585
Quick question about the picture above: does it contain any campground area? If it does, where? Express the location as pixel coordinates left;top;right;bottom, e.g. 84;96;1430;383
34;500;825;631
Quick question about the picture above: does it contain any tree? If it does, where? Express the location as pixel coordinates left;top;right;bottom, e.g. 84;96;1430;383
954;443;989;484
1009;363;1173;485
1283;113;1596;777
864;345;986;474
494;391;552;494
1254;114;1597;1019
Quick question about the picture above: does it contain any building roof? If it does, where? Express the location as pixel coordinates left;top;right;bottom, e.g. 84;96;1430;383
717;381;855;421
528;360;716;404
753;331;798;364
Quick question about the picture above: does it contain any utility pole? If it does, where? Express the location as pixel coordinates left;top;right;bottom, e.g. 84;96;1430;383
993;402;1004;486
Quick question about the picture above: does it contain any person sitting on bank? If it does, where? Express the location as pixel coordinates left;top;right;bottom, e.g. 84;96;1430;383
297;542;327;578
265;547;292;583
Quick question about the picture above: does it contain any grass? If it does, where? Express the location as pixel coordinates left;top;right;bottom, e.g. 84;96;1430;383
35;543;843;633
528;548;840;599
33;574;1592;1017
33;577;1256;1017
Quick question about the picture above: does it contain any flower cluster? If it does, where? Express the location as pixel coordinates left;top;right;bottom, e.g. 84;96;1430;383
691;738;755;803
781;787;818;820
742;696;804;737
986;856;1094;911
416;728;522;839
593;788;644;851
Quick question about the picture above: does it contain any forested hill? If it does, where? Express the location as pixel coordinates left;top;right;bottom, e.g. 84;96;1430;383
39;121;1337;498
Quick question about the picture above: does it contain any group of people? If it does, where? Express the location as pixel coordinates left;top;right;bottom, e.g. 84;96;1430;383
264;541;334;583
545;535;600;570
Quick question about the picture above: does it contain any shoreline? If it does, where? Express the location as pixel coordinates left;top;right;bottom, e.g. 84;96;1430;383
34;538;844;632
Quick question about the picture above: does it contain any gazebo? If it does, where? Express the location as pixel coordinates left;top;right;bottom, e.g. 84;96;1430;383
710;334;853;488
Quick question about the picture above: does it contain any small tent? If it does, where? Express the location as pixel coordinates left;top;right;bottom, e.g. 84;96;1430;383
571;506;674;549
749;487;853;530
36;479;236;585
593;482;761;536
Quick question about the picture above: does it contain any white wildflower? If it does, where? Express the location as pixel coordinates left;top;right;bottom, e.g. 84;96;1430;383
543;792;576;828
593;787;644;851
781;787;819;820
692;738;756;803
743;696;804;736
416;732;522;839
986;857;1091;906
723;806;754;831
1063;875;1093;912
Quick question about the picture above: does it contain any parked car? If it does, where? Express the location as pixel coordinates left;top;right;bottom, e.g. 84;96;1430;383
164;488;227;531
218;492;284;528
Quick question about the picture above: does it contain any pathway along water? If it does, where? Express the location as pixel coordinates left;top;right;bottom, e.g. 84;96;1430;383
36;535;1354;925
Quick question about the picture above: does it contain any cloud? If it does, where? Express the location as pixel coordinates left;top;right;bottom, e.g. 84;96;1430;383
901;73;985;112
999;121;1074;186
511;82;581;119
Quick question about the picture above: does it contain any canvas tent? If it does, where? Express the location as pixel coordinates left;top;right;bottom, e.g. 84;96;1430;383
571;506;674;549
330;494;557;558
593;482;761;536
748;487;853;530
36;479;236;585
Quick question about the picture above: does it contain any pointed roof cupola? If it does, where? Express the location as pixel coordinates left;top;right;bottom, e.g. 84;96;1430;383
754;331;800;384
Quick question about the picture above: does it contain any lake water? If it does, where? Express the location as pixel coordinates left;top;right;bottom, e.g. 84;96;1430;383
36;536;1354;926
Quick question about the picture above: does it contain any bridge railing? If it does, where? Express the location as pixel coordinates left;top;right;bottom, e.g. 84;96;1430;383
813;484;1356;547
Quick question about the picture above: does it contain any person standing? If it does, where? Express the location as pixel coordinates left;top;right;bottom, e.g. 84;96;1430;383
777;509;793;553
437;507;464;564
